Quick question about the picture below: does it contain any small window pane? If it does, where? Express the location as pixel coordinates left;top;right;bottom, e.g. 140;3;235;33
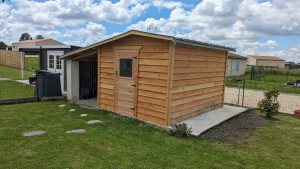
120;58;132;77
49;55;54;69
236;60;240;71
56;55;61;70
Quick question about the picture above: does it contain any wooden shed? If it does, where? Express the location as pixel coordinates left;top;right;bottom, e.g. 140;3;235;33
60;30;235;126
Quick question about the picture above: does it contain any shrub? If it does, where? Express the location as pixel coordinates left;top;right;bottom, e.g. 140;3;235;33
258;89;280;119
169;123;192;137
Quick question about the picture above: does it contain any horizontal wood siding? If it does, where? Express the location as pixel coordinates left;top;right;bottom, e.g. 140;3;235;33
97;35;170;125
135;36;170;125
170;44;227;124
98;44;115;111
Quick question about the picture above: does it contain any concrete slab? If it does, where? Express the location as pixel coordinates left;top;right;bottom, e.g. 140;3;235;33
86;120;102;124
80;114;88;117
15;80;31;85
23;130;45;136
179;105;248;136
69;109;76;112
0;77;10;81
66;129;86;134
70;98;98;110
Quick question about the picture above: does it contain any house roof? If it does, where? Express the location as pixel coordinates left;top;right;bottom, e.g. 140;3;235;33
60;30;236;59
248;55;285;61
228;52;248;60
13;39;51;44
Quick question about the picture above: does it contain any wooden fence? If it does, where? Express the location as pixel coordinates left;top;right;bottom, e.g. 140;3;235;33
0;50;25;69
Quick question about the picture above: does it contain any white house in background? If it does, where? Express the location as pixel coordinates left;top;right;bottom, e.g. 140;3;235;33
247;55;285;68
226;52;248;77
12;39;65;51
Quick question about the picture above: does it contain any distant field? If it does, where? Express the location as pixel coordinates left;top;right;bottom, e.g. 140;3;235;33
226;74;300;94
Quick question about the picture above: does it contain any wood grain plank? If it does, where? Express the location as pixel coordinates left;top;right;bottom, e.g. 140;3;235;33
171;95;223;113
139;59;169;66
139;65;169;73
138;77;167;87
139;52;169;60
139;72;168;80
137;90;167;100
137;95;166;107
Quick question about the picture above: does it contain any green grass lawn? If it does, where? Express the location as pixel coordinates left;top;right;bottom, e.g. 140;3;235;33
25;57;40;71
226;74;300;94
0;80;35;99
0;65;35;80
1;101;300;168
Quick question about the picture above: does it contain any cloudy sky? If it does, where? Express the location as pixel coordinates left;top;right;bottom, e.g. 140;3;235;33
0;0;300;63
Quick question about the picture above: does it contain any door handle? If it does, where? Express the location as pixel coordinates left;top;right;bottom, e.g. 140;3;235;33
131;84;136;87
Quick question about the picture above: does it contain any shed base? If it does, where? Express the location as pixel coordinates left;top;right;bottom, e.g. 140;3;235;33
177;105;248;136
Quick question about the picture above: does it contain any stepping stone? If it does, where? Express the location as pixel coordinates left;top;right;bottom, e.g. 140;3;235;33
81;114;88;117
69;109;76;112
66;129;86;134
58;105;65;107
23;130;45;136
86;120;103;124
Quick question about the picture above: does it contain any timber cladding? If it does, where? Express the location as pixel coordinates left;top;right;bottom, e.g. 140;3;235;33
0;50;25;69
170;44;227;124
95;35;228;126
98;35;170;125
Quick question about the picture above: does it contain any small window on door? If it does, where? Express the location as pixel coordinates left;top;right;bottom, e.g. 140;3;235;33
119;58;132;77
49;55;54;69
56;55;62;70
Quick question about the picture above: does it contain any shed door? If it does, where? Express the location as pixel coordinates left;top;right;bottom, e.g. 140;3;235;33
115;51;138;116
47;51;64;91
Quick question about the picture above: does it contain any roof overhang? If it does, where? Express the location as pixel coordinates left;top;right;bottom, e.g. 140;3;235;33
60;30;236;60
19;45;73;49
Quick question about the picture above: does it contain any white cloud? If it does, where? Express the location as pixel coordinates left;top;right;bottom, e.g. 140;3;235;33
150;0;183;9
248;40;279;49
0;3;10;17
64;22;106;46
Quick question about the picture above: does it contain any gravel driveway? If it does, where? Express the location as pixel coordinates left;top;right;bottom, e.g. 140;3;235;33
225;87;300;114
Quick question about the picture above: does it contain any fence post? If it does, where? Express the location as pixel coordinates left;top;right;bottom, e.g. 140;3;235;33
242;79;245;107
237;80;241;106
21;52;24;80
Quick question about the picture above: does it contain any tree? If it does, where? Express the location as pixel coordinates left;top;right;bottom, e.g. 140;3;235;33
0;41;7;48
19;33;32;41
36;35;44;39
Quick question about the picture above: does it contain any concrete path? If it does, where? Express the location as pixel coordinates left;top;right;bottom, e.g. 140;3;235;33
23;131;45;136
70;98;98;110
15;80;31;85
180;105;248;136
86;120;102;124
66;129;86;134
0;77;10;81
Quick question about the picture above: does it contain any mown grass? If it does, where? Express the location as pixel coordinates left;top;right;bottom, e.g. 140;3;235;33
25;57;40;71
0;65;35;80
226;74;300;94
1;101;300;168
0;80;35;99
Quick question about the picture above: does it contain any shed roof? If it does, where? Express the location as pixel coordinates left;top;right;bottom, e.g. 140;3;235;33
13;39;51;44
228;52;248;60
248;55;285;61
60;30;236;59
